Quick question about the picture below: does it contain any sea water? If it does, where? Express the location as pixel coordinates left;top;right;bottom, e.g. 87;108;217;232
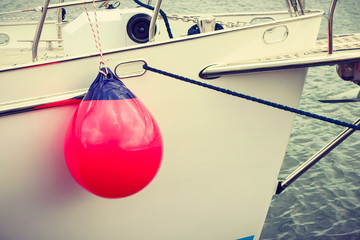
1;0;360;239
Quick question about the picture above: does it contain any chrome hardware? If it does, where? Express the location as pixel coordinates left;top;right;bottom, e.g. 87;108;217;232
32;0;50;62
298;0;306;15
166;14;197;24
285;0;306;17
0;0;118;16
285;0;294;17
199;50;360;79
47;0;110;9
56;0;64;48
166;14;246;28
149;0;162;42
290;0;299;16
277;118;360;194
197;16;216;33
328;0;338;55
263;25;289;44
250;17;275;25
114;60;147;79
0;89;87;117
29;0;110;61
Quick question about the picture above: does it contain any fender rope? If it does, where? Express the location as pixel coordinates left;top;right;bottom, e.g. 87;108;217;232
83;0;108;76
143;63;360;131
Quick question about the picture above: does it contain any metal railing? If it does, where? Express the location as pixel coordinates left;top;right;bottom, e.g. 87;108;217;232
149;0;162;42
276;118;360;194
285;0;306;17
6;0;341;60
328;0;338;55
32;0;50;62
30;0;110;61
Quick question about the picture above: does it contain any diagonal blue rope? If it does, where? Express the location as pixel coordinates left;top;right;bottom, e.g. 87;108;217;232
133;0;173;39
143;63;360;131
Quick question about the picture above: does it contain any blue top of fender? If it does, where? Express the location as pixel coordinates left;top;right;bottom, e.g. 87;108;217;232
83;68;136;101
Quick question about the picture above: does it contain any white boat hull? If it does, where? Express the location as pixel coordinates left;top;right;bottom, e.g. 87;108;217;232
0;10;322;240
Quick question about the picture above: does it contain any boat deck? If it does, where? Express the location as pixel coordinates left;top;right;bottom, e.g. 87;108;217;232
200;33;360;78
0;47;65;68
1;33;360;70
258;33;360;62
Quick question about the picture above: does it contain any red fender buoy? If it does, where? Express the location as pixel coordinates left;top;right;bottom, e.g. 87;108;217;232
64;68;163;198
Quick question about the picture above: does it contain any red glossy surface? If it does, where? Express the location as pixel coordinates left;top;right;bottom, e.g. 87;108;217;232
64;98;163;198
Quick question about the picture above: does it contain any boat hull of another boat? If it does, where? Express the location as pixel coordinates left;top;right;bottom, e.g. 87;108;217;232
0;8;323;240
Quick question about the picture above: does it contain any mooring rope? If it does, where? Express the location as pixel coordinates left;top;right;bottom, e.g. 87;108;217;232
143;63;360;131
133;0;173;39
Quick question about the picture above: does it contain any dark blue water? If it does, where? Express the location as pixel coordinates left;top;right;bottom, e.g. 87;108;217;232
1;0;360;239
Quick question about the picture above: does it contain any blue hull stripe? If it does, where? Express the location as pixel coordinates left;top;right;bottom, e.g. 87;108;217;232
237;235;255;240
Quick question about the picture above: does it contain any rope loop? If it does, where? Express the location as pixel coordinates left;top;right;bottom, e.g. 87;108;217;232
99;58;110;76
142;63;360;131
